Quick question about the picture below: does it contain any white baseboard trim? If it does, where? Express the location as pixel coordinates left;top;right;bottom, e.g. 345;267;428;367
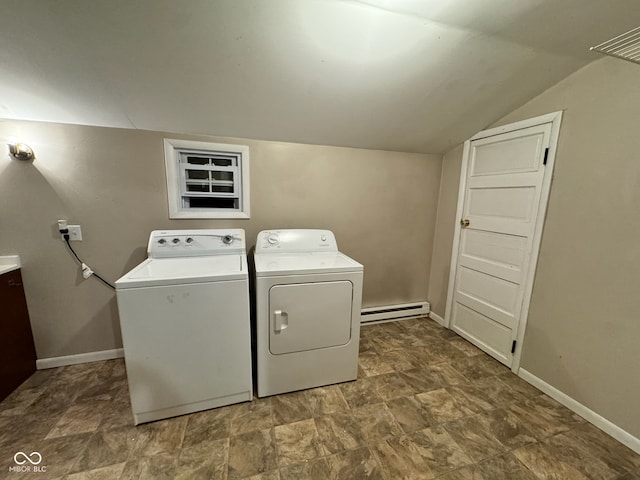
37;348;124;370
519;368;640;454
429;311;446;326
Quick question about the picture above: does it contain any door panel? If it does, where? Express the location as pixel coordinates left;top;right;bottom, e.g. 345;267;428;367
450;122;552;367
459;229;527;283
453;303;512;363
470;130;545;176
456;290;516;329
269;281;353;355
467;186;536;221
461;230;527;272
457;267;519;318
467;171;542;188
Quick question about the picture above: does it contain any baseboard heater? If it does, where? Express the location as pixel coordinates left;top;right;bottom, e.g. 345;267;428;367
361;301;430;324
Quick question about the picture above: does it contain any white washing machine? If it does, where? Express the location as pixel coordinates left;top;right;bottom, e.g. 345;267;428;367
254;229;363;397
115;229;252;424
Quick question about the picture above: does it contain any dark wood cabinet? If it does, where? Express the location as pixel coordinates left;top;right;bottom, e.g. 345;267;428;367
0;268;36;401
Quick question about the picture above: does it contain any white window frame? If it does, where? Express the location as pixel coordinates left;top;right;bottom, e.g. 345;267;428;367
164;138;250;219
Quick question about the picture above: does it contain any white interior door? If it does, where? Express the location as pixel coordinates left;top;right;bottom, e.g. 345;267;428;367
445;113;561;369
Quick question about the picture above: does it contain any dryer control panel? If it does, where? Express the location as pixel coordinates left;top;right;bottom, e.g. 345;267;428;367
148;229;246;258
256;229;338;253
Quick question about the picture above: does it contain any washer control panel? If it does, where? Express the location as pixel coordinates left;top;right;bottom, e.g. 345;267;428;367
256;229;338;253
148;229;246;257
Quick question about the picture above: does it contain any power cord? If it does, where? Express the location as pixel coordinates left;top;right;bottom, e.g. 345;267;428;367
60;228;115;290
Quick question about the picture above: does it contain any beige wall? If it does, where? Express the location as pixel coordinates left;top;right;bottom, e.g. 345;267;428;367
427;145;463;318
429;57;640;437
0;120;442;359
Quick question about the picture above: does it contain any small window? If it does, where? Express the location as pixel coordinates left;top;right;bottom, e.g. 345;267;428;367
164;139;250;219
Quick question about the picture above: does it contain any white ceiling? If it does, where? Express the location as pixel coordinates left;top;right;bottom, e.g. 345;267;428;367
1;0;638;154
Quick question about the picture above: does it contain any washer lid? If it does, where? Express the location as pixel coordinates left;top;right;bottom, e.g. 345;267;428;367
254;252;363;276
116;255;247;289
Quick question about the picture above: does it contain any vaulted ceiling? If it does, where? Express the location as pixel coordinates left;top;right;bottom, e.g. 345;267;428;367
1;0;638;153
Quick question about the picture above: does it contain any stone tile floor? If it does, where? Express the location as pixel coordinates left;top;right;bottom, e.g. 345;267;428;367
1;317;639;479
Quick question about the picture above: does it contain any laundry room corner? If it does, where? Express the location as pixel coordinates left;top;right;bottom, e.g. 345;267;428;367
0;118;442;364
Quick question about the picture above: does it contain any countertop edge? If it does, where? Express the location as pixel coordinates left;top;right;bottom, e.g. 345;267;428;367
0;255;21;275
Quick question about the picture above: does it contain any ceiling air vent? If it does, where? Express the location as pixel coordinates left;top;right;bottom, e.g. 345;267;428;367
590;26;640;66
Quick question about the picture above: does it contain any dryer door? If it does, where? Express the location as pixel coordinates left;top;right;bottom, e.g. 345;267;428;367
269;281;353;355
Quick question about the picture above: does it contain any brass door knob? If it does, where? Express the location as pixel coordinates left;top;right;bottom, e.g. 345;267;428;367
460;219;470;228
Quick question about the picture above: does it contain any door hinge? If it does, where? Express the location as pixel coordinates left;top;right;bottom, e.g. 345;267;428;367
543;147;549;165
511;340;517;354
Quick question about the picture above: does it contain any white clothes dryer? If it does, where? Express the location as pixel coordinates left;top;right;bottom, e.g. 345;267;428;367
115;229;252;424
254;229;363;397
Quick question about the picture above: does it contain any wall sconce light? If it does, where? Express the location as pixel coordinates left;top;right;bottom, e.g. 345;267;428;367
8;143;35;161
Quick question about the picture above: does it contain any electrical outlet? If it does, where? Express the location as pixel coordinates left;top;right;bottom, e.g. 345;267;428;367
67;225;82;241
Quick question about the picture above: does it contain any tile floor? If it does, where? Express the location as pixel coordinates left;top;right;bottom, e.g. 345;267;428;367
1;317;639;479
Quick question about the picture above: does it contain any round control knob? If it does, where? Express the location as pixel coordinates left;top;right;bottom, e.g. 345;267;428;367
222;235;234;245
186;237;194;244
158;238;167;245
321;235;327;242
267;233;279;245
172;238;180;244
